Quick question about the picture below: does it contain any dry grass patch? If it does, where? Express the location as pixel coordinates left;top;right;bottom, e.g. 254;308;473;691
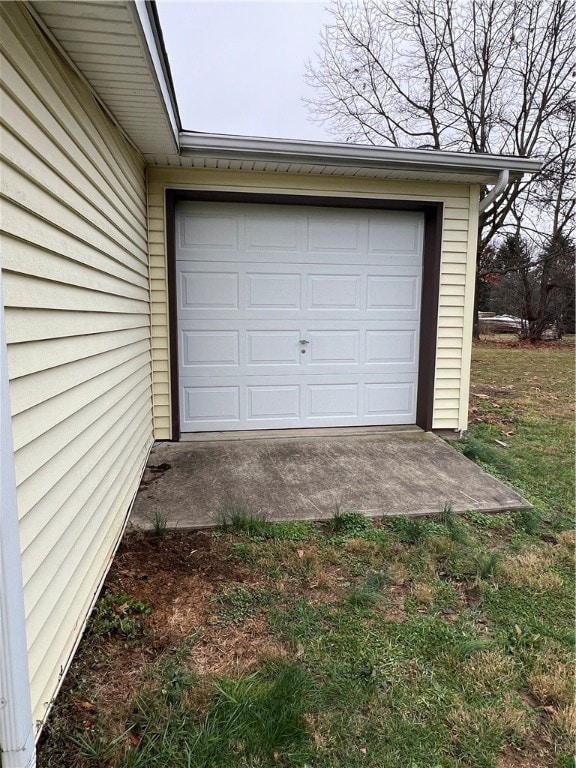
528;641;574;708
498;547;565;593
554;529;575;569
187;618;289;677
548;703;576;745
555;529;575;549
379;585;407;623
343;537;383;561
448;696;531;746
463;649;517;693
76;643;154;739
265;541;323;579
410;582;435;606
387;562;410;585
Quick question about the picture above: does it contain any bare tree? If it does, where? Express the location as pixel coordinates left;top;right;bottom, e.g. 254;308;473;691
489;232;575;338
306;0;576;334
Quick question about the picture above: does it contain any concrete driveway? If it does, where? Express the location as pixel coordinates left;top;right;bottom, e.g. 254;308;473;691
130;428;530;530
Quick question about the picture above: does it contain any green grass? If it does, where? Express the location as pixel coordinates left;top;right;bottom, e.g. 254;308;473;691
38;340;575;768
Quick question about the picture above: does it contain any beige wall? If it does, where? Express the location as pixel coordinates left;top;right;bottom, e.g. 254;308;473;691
147;167;479;438
0;4;153;728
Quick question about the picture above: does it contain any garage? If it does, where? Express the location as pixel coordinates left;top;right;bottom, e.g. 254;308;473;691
175;200;425;433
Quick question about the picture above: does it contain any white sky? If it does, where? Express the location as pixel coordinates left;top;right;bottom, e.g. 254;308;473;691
156;0;333;140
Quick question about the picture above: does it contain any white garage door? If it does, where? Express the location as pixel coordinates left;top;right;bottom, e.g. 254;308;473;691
176;202;424;433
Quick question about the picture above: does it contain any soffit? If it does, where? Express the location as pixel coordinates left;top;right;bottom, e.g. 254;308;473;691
29;0;179;157
151;133;542;184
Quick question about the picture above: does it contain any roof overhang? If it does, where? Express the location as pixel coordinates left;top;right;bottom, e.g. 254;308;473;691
29;0;181;158
176;132;543;184
26;1;543;185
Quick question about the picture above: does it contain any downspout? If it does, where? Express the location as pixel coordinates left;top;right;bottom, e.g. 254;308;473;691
479;169;510;213
0;268;36;768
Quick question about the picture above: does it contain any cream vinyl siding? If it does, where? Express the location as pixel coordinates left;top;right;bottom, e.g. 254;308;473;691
147;167;479;438
0;3;153;729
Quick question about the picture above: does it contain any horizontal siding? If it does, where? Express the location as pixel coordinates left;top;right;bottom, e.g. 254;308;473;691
147;167;478;438
30;422;151;719
0;3;153;730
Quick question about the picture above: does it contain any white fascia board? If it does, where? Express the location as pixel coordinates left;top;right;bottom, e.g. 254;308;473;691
132;0;181;149
179;132;543;180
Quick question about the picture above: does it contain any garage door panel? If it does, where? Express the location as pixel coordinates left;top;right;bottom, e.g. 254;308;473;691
177;262;421;319
308;216;364;254
176;202;423;432
247;385;300;420
179;271;239;310
308;274;361;310
246;273;301;309
367;274;420;311
181;330;239;368
368;217;422;262
183;386;241;425
246;331;301;366
365;330;418;365
307;331;359;365
179;374;418;431
308;384;359;417
177;321;419;376
180;213;239;250
245;215;302;252
365;382;416;416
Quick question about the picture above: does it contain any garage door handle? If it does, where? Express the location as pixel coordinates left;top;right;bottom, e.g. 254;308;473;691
299;339;310;345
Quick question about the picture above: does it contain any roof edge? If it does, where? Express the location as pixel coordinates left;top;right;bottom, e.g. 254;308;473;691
132;0;182;144
179;131;543;178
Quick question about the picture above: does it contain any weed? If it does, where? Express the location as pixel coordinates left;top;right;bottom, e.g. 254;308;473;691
512;507;542;535
208;662;312;757
433;504;470;543
473;551;501;580
269;520;318;541
447;697;530;761
435;502;455;525
548;704;576;750
388;515;428;544
466;509;514;530
452;637;493;659
343;537;383;560
150;508;168;537
410;582;435;606
73;731;127;764
155;656;198;705
218;499;270;538
346;571;388;609
212;586;271;626
331;509;372;536
89;592;152;639
220;505;318;543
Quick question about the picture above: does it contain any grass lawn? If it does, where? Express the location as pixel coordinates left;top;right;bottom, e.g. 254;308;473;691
38;337;575;768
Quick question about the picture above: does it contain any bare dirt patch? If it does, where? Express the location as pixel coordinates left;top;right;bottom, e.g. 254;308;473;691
61;530;354;724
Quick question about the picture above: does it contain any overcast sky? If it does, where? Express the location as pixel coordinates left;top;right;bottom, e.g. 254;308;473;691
156;0;333;141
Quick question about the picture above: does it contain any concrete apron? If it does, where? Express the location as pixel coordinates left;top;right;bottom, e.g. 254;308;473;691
129;429;531;531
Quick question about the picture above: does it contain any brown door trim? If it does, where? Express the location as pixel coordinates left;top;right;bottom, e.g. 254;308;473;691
165;189;443;440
